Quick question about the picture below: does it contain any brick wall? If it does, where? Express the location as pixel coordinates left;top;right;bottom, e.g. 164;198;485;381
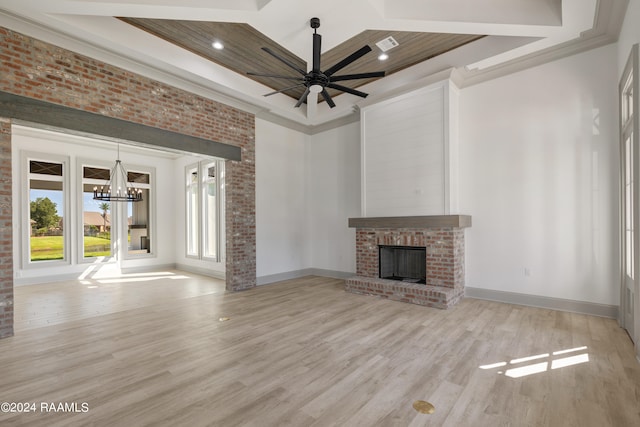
0;119;12;338
0;27;257;336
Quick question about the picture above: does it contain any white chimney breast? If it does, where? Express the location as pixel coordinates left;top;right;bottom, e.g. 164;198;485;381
360;76;459;217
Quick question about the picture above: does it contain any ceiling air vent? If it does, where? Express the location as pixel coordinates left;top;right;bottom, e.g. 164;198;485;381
376;36;399;52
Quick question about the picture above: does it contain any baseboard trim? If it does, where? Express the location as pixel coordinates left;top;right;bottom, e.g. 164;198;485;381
465;287;619;319
257;269;354;286
257;269;315;285
15;272;81;286
306;268;354;279
121;263;178;274
174;263;225;280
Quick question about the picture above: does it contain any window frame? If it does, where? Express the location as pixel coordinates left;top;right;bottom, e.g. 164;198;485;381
21;151;71;270
185;163;200;259
184;159;225;263
202;159;225;263
76;158;117;264
122;163;155;260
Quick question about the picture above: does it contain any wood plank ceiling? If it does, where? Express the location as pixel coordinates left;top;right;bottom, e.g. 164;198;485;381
119;18;484;104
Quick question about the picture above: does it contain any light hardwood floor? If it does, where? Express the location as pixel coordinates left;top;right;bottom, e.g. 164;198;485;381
1;273;639;426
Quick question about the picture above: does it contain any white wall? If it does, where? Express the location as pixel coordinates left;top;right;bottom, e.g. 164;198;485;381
255;118;309;278
12;126;178;284
254;119;360;279
459;44;619;304
307;122;361;274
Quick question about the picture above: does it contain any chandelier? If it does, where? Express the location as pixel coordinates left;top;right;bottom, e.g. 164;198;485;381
93;145;143;202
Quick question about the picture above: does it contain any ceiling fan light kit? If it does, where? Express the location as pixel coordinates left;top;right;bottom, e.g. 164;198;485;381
247;17;386;108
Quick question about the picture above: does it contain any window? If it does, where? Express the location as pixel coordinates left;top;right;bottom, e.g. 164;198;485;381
203;160;225;260
185;159;225;262
78;159;154;261
127;170;152;255
24;155;69;266
186;166;199;257
82;165;112;258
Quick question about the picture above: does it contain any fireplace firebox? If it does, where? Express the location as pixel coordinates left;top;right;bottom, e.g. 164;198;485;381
379;245;426;284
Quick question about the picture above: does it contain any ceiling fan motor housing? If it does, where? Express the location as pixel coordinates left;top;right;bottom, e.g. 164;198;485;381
306;72;328;88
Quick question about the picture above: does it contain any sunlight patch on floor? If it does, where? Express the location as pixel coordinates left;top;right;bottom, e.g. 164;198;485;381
480;346;590;379
97;274;190;284
510;353;549;364
505;362;549;378
551;353;589;370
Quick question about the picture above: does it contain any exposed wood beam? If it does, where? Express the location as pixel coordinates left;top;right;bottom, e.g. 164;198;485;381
0;91;241;161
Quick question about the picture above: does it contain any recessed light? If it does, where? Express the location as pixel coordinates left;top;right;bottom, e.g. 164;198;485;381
378;53;389;61
212;41;224;50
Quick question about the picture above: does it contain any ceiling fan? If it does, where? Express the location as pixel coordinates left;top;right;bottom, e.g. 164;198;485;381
247;17;385;108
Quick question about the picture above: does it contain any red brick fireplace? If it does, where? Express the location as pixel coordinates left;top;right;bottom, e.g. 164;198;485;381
346;215;471;309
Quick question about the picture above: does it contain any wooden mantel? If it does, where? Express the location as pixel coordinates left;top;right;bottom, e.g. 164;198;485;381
348;215;472;229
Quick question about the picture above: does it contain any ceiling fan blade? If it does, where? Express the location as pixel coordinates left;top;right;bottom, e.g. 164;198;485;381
324;45;372;77
320;89;336;108
312;33;321;73
261;47;307;76
327;83;369;98
247;72;303;81
264;84;306;97
330;71;386;82
295;87;311;108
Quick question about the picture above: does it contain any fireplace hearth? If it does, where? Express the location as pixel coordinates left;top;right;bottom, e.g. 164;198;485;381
346;215;471;309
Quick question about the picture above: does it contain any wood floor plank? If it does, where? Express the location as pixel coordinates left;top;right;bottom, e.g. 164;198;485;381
1;272;639;426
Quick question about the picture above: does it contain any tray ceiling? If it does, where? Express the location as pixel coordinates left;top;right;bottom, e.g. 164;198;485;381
0;0;622;128
119;18;483;103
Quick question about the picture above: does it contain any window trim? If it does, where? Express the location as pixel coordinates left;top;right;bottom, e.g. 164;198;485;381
21;151;71;270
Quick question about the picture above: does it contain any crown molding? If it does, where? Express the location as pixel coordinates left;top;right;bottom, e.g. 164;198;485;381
457;33;618;89
307;113;360;135
254;110;311;134
255;109;359;135
456;0;629;88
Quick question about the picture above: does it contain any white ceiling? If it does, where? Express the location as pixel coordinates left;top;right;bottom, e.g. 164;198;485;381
0;0;628;131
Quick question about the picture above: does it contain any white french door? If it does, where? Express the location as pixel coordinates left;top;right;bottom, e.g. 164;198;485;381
620;44;639;353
